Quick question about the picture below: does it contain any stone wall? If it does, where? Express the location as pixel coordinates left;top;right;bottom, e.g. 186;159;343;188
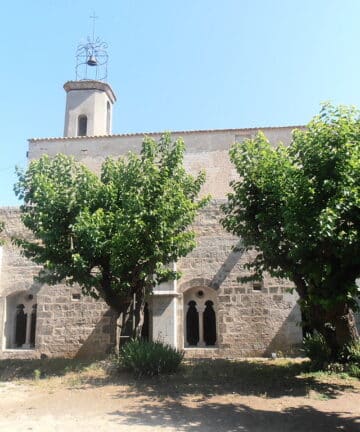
28;126;300;200
0;207;116;359
177;200;302;357
35;284;116;358
0;203;303;359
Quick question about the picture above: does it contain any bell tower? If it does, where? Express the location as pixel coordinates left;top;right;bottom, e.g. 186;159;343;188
63;15;116;138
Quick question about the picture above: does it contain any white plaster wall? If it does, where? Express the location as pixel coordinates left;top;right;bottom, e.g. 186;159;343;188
29;126;302;199
64;90;112;137
151;295;178;348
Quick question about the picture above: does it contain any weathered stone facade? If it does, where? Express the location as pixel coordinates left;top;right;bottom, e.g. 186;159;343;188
0;208;116;359
0;78;310;359
176;200;301;357
0;200;302;359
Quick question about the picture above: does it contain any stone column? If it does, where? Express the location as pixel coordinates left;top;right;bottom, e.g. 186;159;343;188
23;307;32;349
197;304;205;348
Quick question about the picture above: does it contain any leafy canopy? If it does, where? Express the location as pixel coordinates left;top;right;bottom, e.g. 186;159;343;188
14;134;209;306
222;104;360;311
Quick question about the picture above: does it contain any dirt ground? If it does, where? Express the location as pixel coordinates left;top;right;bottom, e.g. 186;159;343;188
1;380;359;431
0;360;359;431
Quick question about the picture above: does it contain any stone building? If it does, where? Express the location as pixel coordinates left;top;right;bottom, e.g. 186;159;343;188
0;41;307;359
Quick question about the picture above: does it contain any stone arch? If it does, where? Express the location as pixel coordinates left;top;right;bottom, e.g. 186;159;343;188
4;291;37;349
179;278;214;294
182;282;218;348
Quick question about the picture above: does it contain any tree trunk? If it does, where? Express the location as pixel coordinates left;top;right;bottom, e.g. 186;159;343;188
97;265;150;352
133;288;146;339
111;290;147;350
294;276;359;361
117;300;133;348
307;302;359;361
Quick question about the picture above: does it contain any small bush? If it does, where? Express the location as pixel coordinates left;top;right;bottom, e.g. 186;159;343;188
347;363;360;379
342;341;360;365
33;369;41;381
115;339;184;377
339;340;360;379
303;333;331;370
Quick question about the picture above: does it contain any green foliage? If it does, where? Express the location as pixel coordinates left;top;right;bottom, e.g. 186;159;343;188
115;339;184;377
33;369;41;381
14;134;208;314
347;363;360;379
222;104;360;309
222;103;360;354
303;333;331;370
341;340;360;365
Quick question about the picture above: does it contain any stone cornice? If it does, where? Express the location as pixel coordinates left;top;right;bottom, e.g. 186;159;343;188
63;80;116;104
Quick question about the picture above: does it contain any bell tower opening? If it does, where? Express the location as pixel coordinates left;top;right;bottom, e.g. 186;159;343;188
78;115;88;136
63;15;116;138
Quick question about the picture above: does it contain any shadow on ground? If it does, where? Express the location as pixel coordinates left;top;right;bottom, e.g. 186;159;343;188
108;401;360;432
0;357;99;380
124;359;358;400
0;357;358;400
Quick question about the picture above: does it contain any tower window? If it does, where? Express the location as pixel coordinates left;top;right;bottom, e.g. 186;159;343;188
78;115;88;136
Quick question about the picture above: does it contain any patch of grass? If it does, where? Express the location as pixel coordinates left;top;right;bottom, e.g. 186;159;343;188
33;369;41;381
0;357;101;381
0;356;358;399
134;358;359;400
308;389;331;401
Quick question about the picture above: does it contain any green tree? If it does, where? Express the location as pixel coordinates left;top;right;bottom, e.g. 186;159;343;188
222;104;360;360
14;134;208;343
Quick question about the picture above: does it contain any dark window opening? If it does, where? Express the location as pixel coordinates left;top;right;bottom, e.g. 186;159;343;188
253;281;262;291
186;301;199;346
78;115;87;136
30;304;37;347
203;300;216;346
15;304;26;347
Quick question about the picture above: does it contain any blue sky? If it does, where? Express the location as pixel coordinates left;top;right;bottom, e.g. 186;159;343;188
1;0;360;205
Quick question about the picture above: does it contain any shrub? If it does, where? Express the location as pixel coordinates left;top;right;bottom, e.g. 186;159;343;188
341;341;360;365
33;369;41;381
302;333;331;370
115;339;184;377
347;363;360;379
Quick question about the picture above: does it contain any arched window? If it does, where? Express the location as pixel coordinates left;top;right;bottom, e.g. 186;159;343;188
30;304;37;347
203;300;216;346
186;301;200;346
5;292;37;349
78;115;87;136
15;304;26;347
184;287;217;348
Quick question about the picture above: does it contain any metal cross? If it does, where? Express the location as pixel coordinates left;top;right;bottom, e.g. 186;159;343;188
90;12;98;42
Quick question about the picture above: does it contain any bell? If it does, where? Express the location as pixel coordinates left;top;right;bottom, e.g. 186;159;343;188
87;55;97;66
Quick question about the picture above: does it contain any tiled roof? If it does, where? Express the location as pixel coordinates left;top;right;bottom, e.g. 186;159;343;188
28;125;305;143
